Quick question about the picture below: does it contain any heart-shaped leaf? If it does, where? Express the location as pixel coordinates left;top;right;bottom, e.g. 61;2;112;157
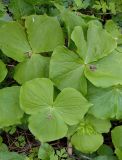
20;78;91;142
71;122;103;153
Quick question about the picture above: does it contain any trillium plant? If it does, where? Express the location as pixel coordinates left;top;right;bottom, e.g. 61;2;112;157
1;1;122;159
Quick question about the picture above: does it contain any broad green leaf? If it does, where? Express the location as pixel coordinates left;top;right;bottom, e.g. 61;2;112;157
0;151;27;160
29;110;68;142
38;143;54;160
111;126;122;148
25;15;64;53
49;46;87;95
14;54;50;84
0;60;7;82
71;122;103;153
8;0;35;20
0;143;8;152
20;78;54;114
54;88;91;125
86;115;111;133
70;115;110;153
0;22;31;62
88;84;122;119
85;51;122;88
71;23;117;63
0;86;23;128
93;155;117;160
20;78;90;141
112;126;122;160
50;25;117;91
115;148;122;160
97;144;114;156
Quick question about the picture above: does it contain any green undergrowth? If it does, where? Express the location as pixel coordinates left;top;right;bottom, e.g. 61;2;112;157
0;0;122;159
